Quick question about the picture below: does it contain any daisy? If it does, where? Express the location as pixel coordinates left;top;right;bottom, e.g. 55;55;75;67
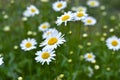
41;0;49;2
84;52;95;62
0;56;4;65
23;10;31;17
52;1;67;12
73;11;88;21
82;16;97;26
42;28;59;39
35;49;56;65
56;11;73;26
27;5;39;16
87;0;100;7
38;22;50;32
71;6;87;12
106;36;120;51
23;5;39;17
20;38;37;51
40;32;66;50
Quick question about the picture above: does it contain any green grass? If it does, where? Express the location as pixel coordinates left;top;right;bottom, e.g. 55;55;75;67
0;0;120;80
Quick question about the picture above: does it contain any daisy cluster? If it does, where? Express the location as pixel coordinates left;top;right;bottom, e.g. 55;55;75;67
20;0;98;66
56;6;97;26
1;0;120;79
20;21;66;65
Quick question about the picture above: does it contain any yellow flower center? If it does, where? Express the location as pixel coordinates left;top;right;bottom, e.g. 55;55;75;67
31;8;36;13
87;54;93;58
111;40;118;46
47;32;51;35
87;19;92;23
48;37;58;45
90;2;95;6
42;52;50;59
77;12;84;17
57;3;63;8
25;42;32;48
42;25;47;29
61;15;70;21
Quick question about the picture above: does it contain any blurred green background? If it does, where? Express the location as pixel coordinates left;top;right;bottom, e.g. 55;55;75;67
0;0;120;80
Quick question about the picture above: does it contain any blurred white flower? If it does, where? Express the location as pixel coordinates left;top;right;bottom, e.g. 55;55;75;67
87;67;94;77
73;11;88;21
94;65;100;70
23;5;39;17
3;26;10;32
71;6;87;12
106;36;120;51
22;17;28;21
35;49;56;65
0;56;4;65
38;22;50;32
20;38;37;51
87;0;100;7
52;1;67;11
18;76;23;80
84;52;95;62
41;0;49;2
82;16;97;26
3;14;9;19
42;28;58;39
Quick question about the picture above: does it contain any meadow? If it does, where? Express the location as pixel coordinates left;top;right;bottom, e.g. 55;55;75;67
0;0;120;80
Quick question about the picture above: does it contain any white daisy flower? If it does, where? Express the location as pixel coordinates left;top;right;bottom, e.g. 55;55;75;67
52;1;67;12
73;11;88;21
56;11;73;26
20;38;37;51
38;22;50;32
42;28;59;39
0;56;4;65
82;16;97;26
87;67;94;77
84;52;95;62
87;0;100;7
40;32;66;50
23;5;39;17
41;0;49;2
35;49;56;65
106;36;120;51
71;6;87;12
27;5;39;16
23;10;31;17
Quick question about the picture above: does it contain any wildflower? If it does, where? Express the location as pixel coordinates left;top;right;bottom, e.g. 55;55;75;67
42;28;58;39
71;6;87;12
20;38;37;51
56;11;73;26
87;0;100;7
38;22;50;32
82;16;97;26
35;49;56;65
73;11;88;21
106;36;120;51
0;56;4;65
52;1;67;11
40;32;66;50
84;52;95;62
23;5;39;17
